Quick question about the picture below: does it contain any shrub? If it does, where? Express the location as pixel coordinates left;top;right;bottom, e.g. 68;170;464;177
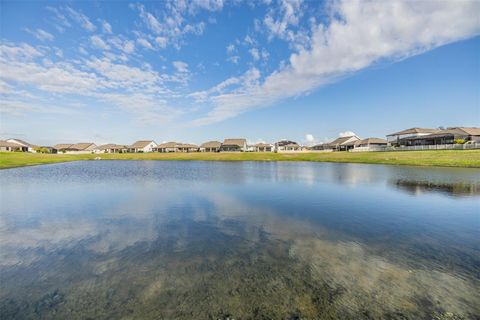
454;139;465;144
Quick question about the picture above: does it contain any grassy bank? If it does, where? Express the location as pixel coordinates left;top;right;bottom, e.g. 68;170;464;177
1;150;479;169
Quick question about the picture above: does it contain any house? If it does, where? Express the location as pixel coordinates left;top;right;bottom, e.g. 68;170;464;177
220;138;247;152
323;135;361;151
253;143;273;152
394;127;480;146
69;143;97;153
154;142;179;152
386;128;439;146
346;138;387;151
200;141;222;152
275;140;300;152
95;144;129;153
0;140;24;152
177;143;199;152
53;144;74;153
7;139;36;152
129;140;157;153
53;143;97;153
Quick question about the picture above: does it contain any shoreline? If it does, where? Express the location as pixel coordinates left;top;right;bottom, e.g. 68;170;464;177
1;150;479;169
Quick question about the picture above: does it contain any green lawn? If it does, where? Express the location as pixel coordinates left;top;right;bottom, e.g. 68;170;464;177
1;150;479;169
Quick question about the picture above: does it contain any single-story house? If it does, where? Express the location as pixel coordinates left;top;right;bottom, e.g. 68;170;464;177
177;143;199;152
253;143;273;152
220;138;247;152
7;139;36;152
95;144;129;153
386;128;439;146
70;143;97;153
393;127;480;146
345;138;387;151
319;135;361;151
154;142;179;152
54;143;97;153
0;140;24;152
275;140;300;152
200;141;222;152
53;144;74;153
129;140;157;153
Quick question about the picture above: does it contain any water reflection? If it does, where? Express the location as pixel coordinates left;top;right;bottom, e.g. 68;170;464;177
390;179;480;197
0;161;479;319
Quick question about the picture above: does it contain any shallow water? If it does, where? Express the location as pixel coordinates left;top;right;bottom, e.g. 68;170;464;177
0;161;479;319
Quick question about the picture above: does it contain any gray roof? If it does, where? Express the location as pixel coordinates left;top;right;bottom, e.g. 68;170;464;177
130;140;155;148
96;144;128;150
156;142;178;148
0;140;21;148
177;143;198;148
222;138;246;147
253;143;272;147
355;138;387;145
387;128;438;136
326;136;359;147
200;141;222;148
8;139;34;147
70;143;96;150
53;143;74;150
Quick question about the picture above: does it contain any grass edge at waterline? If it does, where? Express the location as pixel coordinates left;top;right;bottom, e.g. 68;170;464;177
1;150;479;169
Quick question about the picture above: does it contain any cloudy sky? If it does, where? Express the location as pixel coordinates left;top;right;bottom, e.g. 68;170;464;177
0;0;479;145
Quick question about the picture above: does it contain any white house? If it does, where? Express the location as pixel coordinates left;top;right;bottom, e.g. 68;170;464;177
7;139;36;152
129;140;157;153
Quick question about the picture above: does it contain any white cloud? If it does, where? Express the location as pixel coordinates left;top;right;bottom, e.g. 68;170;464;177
90;35;110;50
189;0;224;12
0;42;179;122
264;0;304;40
0;42;42;60
66;6;96;32
172;60;189;73
305;134;315;146
136;4;163;34
339;131;356;138
155;37;168;48
249;48;260;61
123;40;135;54
26;28;54;42
101;20;112;34
137;38;153;50
192;0;480;125
227;55;240;64
226;44;235;53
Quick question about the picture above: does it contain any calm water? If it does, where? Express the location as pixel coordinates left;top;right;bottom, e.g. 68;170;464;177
0;161;479;319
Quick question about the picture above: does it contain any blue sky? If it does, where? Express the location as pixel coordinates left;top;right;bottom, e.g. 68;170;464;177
0;0;479;146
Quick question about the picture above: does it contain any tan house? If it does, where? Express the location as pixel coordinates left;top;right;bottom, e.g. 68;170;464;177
220;138;247;152
200;141;222;152
154;142;179;152
129;140;157;153
54;143;97;153
253;143;274;152
177;143;199;152
95;144;129;153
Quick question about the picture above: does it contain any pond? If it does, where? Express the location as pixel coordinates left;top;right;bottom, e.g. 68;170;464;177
0;161;479;319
